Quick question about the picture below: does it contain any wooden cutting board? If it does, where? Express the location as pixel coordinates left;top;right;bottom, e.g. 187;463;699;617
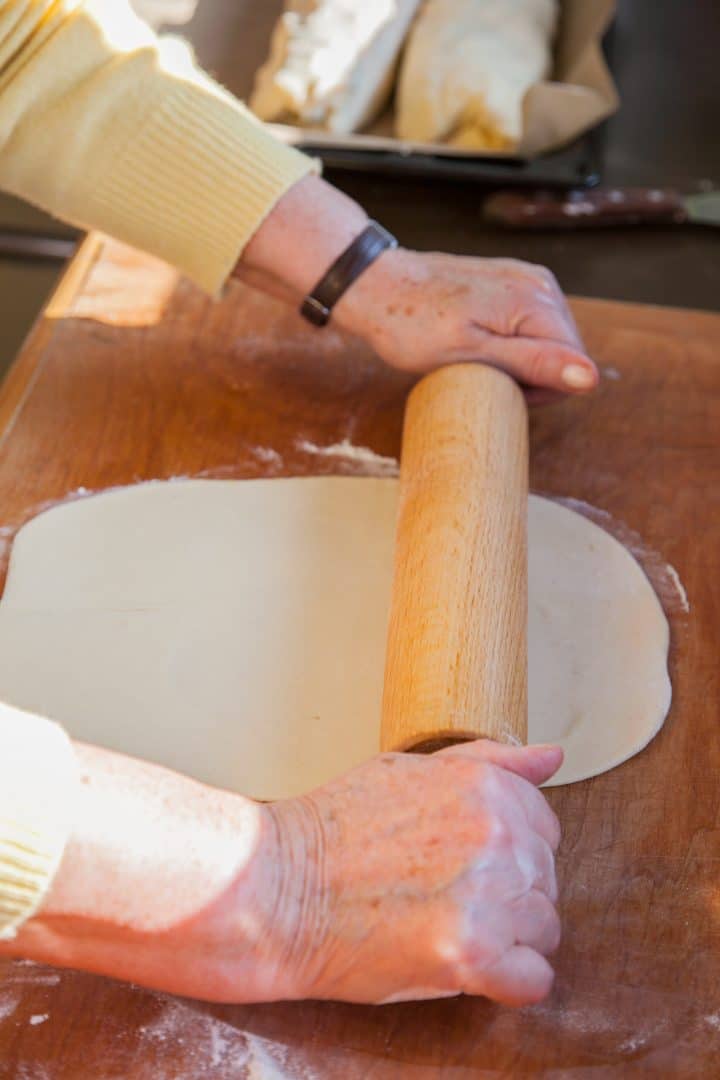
0;236;718;1078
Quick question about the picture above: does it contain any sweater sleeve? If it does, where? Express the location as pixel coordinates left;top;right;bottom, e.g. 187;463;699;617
0;0;318;294
0;702;78;941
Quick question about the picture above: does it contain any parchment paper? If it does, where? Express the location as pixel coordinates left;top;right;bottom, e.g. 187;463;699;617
258;0;619;160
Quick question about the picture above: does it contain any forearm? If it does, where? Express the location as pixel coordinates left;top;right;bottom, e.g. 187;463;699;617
239;174;368;298
236;173;404;335
0;742;283;998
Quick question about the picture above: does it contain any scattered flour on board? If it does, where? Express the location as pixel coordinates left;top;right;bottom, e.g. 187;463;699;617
663;562;690;613
602;366;622;380
0;994;19;1023
527;995;665;1055
29;1014;49;1026
617;1033;649;1054
705;1014;720;1031
14;1066;51;1080
251;446;283;468
296;437;399;477
134;996;319;1079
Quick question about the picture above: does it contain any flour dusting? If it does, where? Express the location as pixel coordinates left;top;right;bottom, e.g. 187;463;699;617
29;1013;49;1026
0;993;19;1022
618;1033;648;1054
296;438;399;477
134;995;318;1079
528;994;664;1051
602;366;622;380
252;446;283;468
663;562;690;613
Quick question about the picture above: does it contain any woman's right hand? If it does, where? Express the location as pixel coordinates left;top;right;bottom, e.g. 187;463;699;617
3;738;562;1008
266;739;563;1006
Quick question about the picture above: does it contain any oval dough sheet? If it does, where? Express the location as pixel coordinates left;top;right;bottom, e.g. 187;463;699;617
527;495;671;785
0;480;671;797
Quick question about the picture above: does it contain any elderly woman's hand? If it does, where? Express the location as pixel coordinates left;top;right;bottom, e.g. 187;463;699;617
240;175;597;399
4;738;562;1008
336;247;597;395
266;740;563;1006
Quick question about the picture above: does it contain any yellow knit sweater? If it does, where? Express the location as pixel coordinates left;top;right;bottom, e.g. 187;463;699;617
0;0;317;941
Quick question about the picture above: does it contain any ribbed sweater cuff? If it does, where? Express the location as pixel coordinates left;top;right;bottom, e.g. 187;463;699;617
0;707;78;941
85;79;319;296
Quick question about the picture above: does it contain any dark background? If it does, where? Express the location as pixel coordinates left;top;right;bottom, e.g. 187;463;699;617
0;0;717;375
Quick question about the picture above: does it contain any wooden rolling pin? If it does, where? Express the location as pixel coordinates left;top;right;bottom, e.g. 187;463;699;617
381;363;528;753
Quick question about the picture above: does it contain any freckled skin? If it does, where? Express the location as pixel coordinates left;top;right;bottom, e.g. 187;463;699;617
259;741;564;1006
335;248;597;401
241;176;597;398
4;742;563;1008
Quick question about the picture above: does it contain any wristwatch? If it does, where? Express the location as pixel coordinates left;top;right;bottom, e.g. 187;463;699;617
300;220;398;328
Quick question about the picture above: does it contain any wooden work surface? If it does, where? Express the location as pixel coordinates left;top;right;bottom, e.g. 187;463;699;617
0;236;718;1078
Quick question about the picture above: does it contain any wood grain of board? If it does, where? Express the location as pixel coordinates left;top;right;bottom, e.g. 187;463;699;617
0;236;719;1078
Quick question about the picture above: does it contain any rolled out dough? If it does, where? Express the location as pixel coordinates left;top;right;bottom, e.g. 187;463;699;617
0;480;671;797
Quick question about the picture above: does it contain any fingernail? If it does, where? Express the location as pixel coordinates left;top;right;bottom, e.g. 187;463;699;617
562;364;595;390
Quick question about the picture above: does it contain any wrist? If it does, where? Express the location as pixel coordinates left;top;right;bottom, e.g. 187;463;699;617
262;795;333;999
239;175;369;300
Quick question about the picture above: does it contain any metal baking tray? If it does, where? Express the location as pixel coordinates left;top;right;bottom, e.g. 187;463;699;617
198;0;614;190
272;123;606;189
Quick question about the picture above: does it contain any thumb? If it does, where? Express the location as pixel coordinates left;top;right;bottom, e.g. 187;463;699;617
439;739;563;787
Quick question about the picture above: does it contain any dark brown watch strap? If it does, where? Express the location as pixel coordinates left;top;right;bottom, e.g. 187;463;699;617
300;221;398;327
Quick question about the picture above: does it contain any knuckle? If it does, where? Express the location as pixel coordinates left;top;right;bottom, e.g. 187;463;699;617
525;269;558;300
425;925;467;990
500;257;532;275
429;928;484;992
485;812;513;853
530;263;557;285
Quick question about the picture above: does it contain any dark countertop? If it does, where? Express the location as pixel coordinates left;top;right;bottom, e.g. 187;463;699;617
189;0;719;313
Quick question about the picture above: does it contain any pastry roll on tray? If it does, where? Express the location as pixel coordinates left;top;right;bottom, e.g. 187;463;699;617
251;0;423;135
396;0;559;150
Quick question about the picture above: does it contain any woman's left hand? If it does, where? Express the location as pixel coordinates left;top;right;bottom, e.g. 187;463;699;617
240;177;597;399
335;246;597;397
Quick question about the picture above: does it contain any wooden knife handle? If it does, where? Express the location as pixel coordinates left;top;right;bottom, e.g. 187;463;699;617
381;364;528;753
484;187;687;229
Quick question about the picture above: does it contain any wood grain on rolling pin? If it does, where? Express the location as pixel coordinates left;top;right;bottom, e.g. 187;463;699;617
381;363;528;753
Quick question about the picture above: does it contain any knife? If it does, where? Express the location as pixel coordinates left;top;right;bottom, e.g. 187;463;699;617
0;229;77;261
483;188;720;229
